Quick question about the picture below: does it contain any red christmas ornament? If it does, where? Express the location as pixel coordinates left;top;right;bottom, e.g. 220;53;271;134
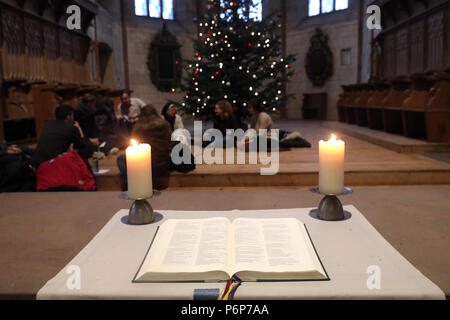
215;71;220;76
277;13;282;18
187;90;191;95
248;43;252;47
220;38;224;43
175;61;179;65
195;70;199;75
233;106;238;112
195;53;200;57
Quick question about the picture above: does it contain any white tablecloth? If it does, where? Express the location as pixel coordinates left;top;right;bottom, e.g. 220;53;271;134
37;206;444;300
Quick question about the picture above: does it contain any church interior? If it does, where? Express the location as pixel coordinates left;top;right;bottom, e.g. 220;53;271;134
0;0;449;302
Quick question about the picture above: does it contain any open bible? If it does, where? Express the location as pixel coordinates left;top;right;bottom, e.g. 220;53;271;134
134;217;328;282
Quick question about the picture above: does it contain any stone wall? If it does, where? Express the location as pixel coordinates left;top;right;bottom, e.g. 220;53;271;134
122;0;197;113
286;20;360;120
283;0;361;120
108;0;365;119
94;1;126;89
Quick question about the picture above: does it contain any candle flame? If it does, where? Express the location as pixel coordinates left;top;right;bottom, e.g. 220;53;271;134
131;139;138;147
330;134;337;142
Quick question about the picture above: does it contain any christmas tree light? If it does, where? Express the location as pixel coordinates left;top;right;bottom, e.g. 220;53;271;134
175;0;295;120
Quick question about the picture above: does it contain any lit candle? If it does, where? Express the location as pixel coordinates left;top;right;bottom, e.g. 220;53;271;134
126;140;153;199
319;134;345;195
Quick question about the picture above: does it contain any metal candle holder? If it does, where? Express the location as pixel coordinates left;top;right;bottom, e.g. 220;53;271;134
119;190;161;225
310;187;353;221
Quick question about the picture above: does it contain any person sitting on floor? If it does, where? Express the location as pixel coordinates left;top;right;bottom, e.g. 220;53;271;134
245;99;311;150
117;105;172;191
0;145;34;167
74;94;97;140
32;105;98;169
0;145;36;192
205;100;244;148
117;90;146;124
116;90;146;146
242;99;277;151
249;99;274;133
74;94;118;157
161;103;184;131
117;105;195;191
93;95;120;156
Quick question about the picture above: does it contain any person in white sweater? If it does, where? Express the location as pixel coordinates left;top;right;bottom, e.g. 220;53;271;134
249;100;273;134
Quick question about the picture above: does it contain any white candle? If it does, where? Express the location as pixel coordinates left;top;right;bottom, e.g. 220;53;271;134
126;140;153;199
319;134;345;195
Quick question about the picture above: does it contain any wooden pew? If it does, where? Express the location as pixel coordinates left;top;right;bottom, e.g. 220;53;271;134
366;81;390;130
425;72;450;142
337;85;351;123
354;83;374;127
382;77;410;134
401;74;436;140
344;84;360;125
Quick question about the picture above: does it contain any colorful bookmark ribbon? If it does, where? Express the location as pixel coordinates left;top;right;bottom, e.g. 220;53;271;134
220;275;242;300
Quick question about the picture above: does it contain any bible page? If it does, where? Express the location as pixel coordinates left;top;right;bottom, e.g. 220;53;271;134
231;218;325;280
135;217;231;282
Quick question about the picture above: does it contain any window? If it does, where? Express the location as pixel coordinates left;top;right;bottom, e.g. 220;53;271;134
340;48;351;66
308;0;348;16
220;0;262;22
135;0;174;20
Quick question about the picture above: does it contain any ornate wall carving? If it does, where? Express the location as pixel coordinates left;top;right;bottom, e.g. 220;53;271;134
0;2;96;84
374;1;449;80
305;28;334;87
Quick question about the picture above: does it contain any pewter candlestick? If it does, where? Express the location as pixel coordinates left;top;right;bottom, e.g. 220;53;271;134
119;191;161;225
310;187;353;221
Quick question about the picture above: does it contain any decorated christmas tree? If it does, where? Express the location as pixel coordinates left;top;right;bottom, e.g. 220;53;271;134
177;0;296;120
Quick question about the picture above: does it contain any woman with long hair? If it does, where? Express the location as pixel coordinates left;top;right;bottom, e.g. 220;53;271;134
117;105;172;190
208;100;242;148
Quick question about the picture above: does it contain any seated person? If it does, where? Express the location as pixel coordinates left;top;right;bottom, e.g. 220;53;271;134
117;105;172;191
238;100;277;151
94;95;119;156
205;100;242;148
116;91;146;145
117;90;146;124
0;145;34;167
162;103;184;131
0;145;36;192
32;105;98;169
242;99;311;150
74;94;97;139
249;99;273;133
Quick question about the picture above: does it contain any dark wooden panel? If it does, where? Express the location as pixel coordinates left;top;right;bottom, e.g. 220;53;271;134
1;7;25;80
426;10;444;72
24;16;44;81
396;28;409;76
409;20;424;74
43;23;60;83
382;33;396;79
